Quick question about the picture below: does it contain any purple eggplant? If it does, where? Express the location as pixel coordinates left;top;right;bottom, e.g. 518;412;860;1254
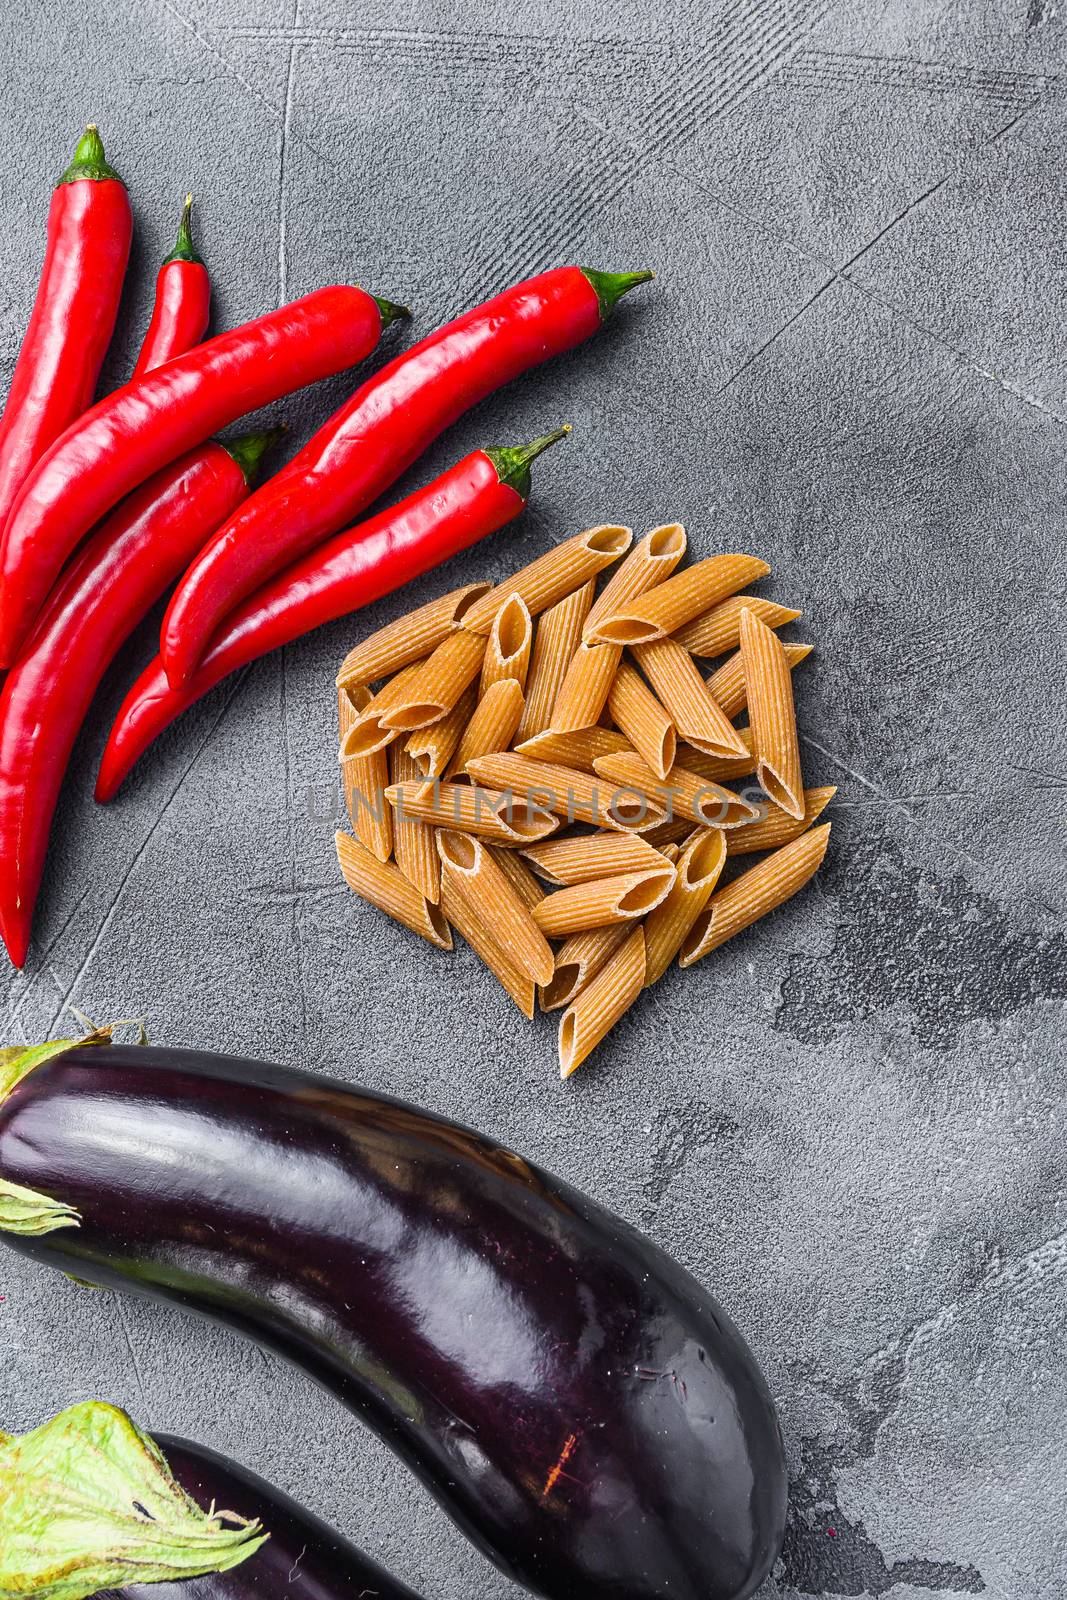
0;1399;421;1600
0;1038;787;1600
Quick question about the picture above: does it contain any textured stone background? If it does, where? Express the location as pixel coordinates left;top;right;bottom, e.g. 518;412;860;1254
1;1;1065;1596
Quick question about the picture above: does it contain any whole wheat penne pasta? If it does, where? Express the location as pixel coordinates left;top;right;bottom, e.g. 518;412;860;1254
594;751;761;829
488;844;546;909
532;865;675;939
643;829;727;984
641;817;695;848
740;606;804;819
383;628;487;730
386;780;561;843
727;786;836;855
558;926;646;1079
676;594;801;658
514;580;594;742
630;638;747;759
446;678;525;778
659;842;681;862
582;523;687;640
437;831;554;985
479;592;532;695
677;727;757;782
440;875;535;1019
589;554;771;644
521;833;668;885
607;659;676;780
335;832;451;950
679;823;831;968
339;661;425;759
336;583;490;690
707;640;812;720
461;524;633;634
390;745;441;904
540;923;631;1011
547;640;622;732
338;686;393;863
465;751;667;833
406;682;477;778
514;726;633;773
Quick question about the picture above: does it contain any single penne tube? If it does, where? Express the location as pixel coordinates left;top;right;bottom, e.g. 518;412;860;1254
706;640;812;720
521;832;669;885
514;726;633;773
339;660;425;759
488;843;546;909
437;831;554;985
679;823;831;968
558;926;646;1079
643;829;727;984
406;682;477;778
727;785;836;855
390;744;441;904
630;638;747;759
446;678;525;778
594;751;761;829
336;582;490;689
641;817;694;848
540;923;631;1011
461;524;633;634
440;874;535;1019
338;686;393;863
607;658;677;780
587;554;770;644
532;865;675;939
547;640;622;732
335;831;452;950
386;779;561;843
658;842;681;862
465;751;667;833
514;581;594;742
676;594;801;658
479;592;533;694
582;523;687;639
740;605;804;820
382;628;487;731
677;726;757;782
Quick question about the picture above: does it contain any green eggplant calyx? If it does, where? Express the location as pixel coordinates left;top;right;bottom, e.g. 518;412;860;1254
60;124;123;186
0;1177;80;1236
0;1028;112;1103
485;425;571;500
163;192;203;266
580;267;655;321
0;1402;267;1600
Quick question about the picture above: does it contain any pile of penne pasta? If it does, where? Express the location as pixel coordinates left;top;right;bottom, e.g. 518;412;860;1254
334;523;833;1079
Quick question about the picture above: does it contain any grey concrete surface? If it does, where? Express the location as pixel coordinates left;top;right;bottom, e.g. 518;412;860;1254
1;1;1065;1596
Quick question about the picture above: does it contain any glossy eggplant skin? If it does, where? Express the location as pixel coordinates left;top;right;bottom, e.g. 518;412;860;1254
107;1436;423;1600
0;1046;786;1600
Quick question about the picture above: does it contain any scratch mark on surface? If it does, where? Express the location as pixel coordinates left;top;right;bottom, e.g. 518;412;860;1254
279;653;310;1052
277;0;301;305
2;886;92;1039
114;1297;149;1412
712;277;836;396
782;47;1062;104
288;1545;307;1582
541;1432;579;1499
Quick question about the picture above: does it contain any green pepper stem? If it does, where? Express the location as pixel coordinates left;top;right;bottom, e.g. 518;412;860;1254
218;425;287;486
580;267;655;321
485;425;571;500
372;295;412;328
164;192;203;266
60;123;123;186
0;1403;267;1600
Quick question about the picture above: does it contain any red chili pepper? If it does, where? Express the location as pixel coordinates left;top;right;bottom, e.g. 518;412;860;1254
131;194;211;378
0;427;281;968
0;125;131;542
160;266;651;688
0;285;407;666
96;427;568;803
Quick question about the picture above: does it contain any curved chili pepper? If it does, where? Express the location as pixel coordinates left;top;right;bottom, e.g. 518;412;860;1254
131;194;211;377
0;284;407;666
96;427;568;801
0;427;280;968
0;124;131;541
160;265;651;688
